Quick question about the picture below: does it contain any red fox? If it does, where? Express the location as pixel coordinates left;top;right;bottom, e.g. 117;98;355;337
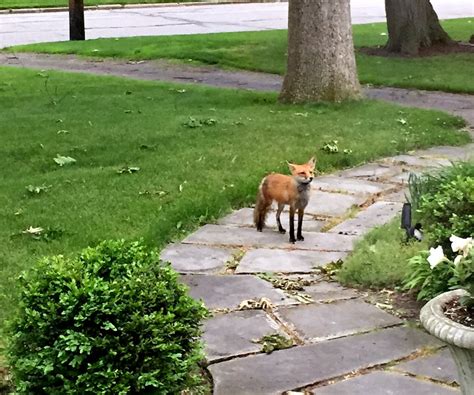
254;157;316;243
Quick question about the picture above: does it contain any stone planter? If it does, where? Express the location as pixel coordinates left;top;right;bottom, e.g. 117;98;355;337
420;289;474;395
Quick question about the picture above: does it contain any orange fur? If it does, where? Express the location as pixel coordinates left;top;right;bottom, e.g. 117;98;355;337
254;157;316;243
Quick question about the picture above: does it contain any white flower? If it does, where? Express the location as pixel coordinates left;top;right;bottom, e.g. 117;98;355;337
450;235;473;257
427;246;445;269
453;255;463;266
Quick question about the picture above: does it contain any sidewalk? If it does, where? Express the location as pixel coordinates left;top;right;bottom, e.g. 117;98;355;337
3;52;473;394
2;52;474;128
1;0;472;47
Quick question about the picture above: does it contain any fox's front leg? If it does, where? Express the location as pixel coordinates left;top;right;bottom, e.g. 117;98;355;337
297;208;304;241
289;206;296;243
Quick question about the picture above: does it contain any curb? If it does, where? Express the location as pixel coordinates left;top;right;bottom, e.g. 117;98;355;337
0;0;284;15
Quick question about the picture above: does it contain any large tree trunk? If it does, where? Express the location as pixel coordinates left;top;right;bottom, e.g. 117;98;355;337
69;0;85;41
279;0;360;104
385;0;453;55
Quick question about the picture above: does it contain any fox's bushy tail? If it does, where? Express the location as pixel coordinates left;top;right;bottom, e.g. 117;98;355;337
254;182;271;231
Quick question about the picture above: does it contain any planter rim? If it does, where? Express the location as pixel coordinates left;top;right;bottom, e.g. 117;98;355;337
420;289;474;350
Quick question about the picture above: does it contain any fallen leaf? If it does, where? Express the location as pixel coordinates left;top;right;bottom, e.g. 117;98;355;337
22;226;44;235
53;155;76;166
117;166;140;174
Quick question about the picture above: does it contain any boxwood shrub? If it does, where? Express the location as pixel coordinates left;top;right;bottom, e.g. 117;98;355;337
7;240;208;394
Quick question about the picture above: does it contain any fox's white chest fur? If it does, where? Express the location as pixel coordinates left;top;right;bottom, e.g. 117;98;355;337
295;181;311;210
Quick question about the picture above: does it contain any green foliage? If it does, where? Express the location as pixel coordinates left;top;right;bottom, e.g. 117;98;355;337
1;67;469;342
12;18;474;93
338;219;429;288
7;240;207;394
403;247;473;301
182;117;218;129
409;162;474;256
460;282;474;309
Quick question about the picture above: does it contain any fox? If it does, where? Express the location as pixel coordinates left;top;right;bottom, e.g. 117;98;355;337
254;157;316;243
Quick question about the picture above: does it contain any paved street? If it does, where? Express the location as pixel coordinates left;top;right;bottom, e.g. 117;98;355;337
1;0;473;48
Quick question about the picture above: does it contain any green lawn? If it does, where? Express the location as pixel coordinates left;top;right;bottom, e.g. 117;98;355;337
0;66;470;338
9;19;474;93
0;0;196;10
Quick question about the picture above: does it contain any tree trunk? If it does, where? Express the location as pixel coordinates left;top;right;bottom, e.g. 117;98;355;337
385;0;453;55
69;0;85;41
279;0;360;104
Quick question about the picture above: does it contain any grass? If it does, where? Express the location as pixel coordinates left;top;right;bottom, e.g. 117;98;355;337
337;219;430;289
9;18;474;93
0;0;197;10
0;66;469;344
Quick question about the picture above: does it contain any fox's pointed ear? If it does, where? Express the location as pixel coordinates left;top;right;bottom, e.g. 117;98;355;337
308;156;316;169
286;160;297;172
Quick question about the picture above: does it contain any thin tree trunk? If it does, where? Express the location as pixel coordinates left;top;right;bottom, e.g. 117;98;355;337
385;0;453;55
279;0;360;104
69;0;85;41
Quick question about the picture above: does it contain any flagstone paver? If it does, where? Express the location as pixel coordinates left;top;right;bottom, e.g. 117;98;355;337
311;176;395;195
304;191;368;217
393;348;459;384
202;310;284;363
180;274;293;309
337;163;401;180
160;243;234;274
416;144;474;161
382;189;409;202
389;171;413;184
303;281;358;301
381;154;453;168
218;207;326;232
183;224;357;251
277;299;402;341
208;327;442;395
329;201;403;236
313;371;460;395
235;249;347;274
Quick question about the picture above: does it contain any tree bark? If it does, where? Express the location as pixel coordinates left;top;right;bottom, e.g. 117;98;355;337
279;0;360;104
385;0;453;55
69;0;85;41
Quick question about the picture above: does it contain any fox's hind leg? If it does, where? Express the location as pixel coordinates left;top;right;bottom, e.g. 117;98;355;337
276;203;286;234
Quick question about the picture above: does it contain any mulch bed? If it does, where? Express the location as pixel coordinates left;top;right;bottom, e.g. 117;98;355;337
359;41;474;58
444;297;474;328
364;289;424;321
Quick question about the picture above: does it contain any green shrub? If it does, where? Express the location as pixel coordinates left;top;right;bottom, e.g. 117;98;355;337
403;238;473;301
408;162;474;256
7;240;208;394
337;219;429;289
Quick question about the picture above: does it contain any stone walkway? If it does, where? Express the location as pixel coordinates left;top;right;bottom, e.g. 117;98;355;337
160;143;472;394
3;52;473;394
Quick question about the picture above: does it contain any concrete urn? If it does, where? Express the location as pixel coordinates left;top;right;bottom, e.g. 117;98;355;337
420;289;474;395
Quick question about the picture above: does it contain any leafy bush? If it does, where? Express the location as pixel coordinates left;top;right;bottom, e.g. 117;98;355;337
7;240;208;394
403;236;473;301
408;162;474;256
337;219;429;288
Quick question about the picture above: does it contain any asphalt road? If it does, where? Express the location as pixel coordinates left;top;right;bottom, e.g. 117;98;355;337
1;0;473;48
